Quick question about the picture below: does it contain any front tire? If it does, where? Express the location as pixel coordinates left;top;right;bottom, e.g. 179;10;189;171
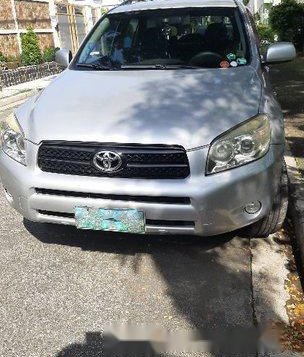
244;163;288;238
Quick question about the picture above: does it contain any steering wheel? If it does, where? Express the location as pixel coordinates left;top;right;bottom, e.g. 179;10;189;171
189;51;222;67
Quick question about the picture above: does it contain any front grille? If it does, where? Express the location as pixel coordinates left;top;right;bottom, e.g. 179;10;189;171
35;188;191;205
38;142;190;179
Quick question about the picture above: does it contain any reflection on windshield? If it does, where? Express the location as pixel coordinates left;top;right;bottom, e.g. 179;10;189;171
76;8;249;70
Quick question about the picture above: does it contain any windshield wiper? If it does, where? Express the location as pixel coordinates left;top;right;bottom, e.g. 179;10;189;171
77;63;202;71
120;64;162;70
76;63;116;71
171;64;202;69
120;64;172;70
120;64;201;70
156;64;202;69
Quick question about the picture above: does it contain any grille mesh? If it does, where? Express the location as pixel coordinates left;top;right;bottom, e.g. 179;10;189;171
38;142;190;179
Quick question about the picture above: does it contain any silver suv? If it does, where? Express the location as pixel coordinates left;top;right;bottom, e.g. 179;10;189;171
0;0;296;237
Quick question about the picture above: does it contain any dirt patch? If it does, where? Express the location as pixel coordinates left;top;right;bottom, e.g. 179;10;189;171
270;57;304;177
282;273;304;352
265;228;304;353
283;226;304;353
285;114;304;176
271;58;304;353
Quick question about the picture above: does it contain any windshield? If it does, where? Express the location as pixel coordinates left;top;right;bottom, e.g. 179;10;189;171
75;7;250;70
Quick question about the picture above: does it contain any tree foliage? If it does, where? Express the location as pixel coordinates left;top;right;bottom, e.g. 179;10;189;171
42;47;56;62
269;0;304;43
257;23;275;44
21;28;42;66
101;7;108;16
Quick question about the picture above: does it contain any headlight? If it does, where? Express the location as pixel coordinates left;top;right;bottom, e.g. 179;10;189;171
206;115;271;174
0;113;26;165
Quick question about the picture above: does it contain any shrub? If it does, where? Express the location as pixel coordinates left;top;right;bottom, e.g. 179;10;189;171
5;55;21;69
101;7;108;16
21;28;42;65
257;23;275;44
42;47;56;62
0;52;6;62
5;55;20;63
0;54;21;68
269;0;304;44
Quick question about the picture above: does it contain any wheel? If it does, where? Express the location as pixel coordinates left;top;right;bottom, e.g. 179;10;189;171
244;162;288;238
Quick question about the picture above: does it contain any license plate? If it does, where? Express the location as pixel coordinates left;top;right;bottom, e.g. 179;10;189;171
74;207;145;234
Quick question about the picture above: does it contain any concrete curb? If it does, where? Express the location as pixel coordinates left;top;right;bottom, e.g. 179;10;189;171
0;74;58;111
0;90;34;109
285;149;304;277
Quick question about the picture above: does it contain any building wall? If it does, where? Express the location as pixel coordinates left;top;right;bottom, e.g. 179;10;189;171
247;0;292;20
101;0;122;10
15;0;52;29
0;0;101;59
0;34;19;58
37;33;54;50
247;0;266;16
0;0;55;58
0;0;15;29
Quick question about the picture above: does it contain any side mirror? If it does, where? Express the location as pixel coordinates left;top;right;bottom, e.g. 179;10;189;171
264;42;296;64
55;48;72;68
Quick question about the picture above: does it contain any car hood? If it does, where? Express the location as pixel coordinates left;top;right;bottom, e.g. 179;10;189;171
17;67;262;150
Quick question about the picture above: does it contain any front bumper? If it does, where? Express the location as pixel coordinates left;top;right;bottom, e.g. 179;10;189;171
0;143;284;236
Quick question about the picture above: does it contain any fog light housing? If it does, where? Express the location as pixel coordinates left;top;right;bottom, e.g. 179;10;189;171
245;201;261;214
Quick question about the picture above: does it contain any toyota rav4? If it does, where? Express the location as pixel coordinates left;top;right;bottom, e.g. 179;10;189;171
0;0;296;237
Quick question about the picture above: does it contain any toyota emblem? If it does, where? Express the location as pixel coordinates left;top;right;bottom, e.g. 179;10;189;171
93;151;123;172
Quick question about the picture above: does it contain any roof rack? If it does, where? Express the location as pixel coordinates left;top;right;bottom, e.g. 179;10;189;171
120;0;157;6
116;0;241;10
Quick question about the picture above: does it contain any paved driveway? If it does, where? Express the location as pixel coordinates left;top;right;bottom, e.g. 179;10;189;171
0;104;300;357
